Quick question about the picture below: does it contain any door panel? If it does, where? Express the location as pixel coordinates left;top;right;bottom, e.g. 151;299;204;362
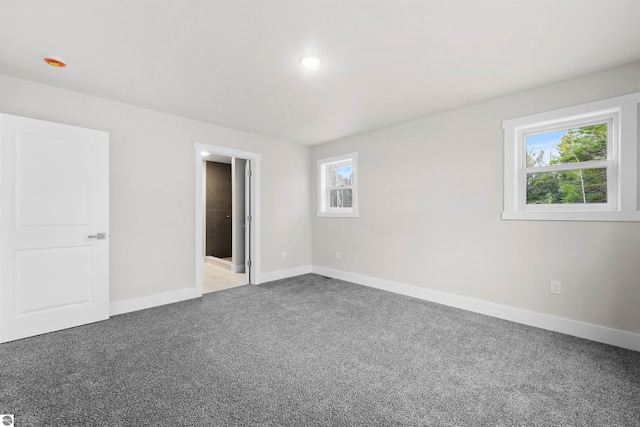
231;158;245;272
0;114;109;343
15;246;93;314
205;161;232;258
16;132;90;226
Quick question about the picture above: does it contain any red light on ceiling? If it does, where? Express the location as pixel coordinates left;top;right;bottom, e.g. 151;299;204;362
43;55;66;68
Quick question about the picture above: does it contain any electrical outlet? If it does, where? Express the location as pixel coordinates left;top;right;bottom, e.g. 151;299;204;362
550;280;561;295
281;252;287;260
336;251;341;260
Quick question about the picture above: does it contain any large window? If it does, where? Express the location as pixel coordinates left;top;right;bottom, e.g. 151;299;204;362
502;92;640;221
317;152;358;217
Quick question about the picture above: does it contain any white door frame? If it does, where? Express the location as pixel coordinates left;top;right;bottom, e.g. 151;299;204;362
194;142;261;296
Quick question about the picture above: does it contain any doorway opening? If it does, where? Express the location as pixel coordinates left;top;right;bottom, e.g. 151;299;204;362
194;143;261;296
203;155;246;293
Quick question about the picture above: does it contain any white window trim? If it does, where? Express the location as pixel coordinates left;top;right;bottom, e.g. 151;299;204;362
502;92;640;222
317;152;359;218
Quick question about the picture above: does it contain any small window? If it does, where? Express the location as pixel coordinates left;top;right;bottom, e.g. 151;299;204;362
318;153;358;217
503;92;640;221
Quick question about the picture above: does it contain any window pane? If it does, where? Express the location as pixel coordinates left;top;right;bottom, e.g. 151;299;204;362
330;189;353;208
329;165;352;187
526;124;607;167
526;168;607;204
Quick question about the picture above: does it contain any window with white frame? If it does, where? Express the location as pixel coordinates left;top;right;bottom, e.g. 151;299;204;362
502;92;640;221
317;152;358;217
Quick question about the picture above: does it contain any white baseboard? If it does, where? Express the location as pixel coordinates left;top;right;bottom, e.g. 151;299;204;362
230;263;245;274
258;265;312;284
312;265;640;352
110;287;199;316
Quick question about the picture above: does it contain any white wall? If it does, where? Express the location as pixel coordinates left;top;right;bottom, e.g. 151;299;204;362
3;60;639;337
0;74;312;304
311;61;640;334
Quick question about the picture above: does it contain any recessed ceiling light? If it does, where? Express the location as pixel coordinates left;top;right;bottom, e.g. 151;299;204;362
300;56;321;70
43;54;66;68
201;151;211;156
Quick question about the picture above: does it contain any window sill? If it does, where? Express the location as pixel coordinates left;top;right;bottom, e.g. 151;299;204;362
501;210;640;222
317;210;359;218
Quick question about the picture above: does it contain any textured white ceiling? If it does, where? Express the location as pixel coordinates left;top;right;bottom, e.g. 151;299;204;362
1;0;639;146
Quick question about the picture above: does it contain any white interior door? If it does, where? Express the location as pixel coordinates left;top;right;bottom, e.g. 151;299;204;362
0;114;109;343
245;160;252;284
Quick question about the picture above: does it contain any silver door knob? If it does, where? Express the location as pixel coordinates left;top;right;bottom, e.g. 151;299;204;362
88;233;107;240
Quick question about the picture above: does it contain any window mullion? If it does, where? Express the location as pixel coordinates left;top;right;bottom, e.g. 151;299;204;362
524;160;611;174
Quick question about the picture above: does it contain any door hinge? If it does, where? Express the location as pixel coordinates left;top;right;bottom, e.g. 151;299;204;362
247;215;252;222
246;260;252;267
247;170;252;177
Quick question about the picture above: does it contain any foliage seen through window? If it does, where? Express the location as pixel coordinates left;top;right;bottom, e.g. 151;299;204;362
526;124;607;204
328;165;353;208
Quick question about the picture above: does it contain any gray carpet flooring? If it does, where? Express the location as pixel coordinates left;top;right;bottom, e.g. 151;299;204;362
1;274;639;426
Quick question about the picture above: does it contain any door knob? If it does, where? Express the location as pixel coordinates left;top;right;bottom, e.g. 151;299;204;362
88;233;107;240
